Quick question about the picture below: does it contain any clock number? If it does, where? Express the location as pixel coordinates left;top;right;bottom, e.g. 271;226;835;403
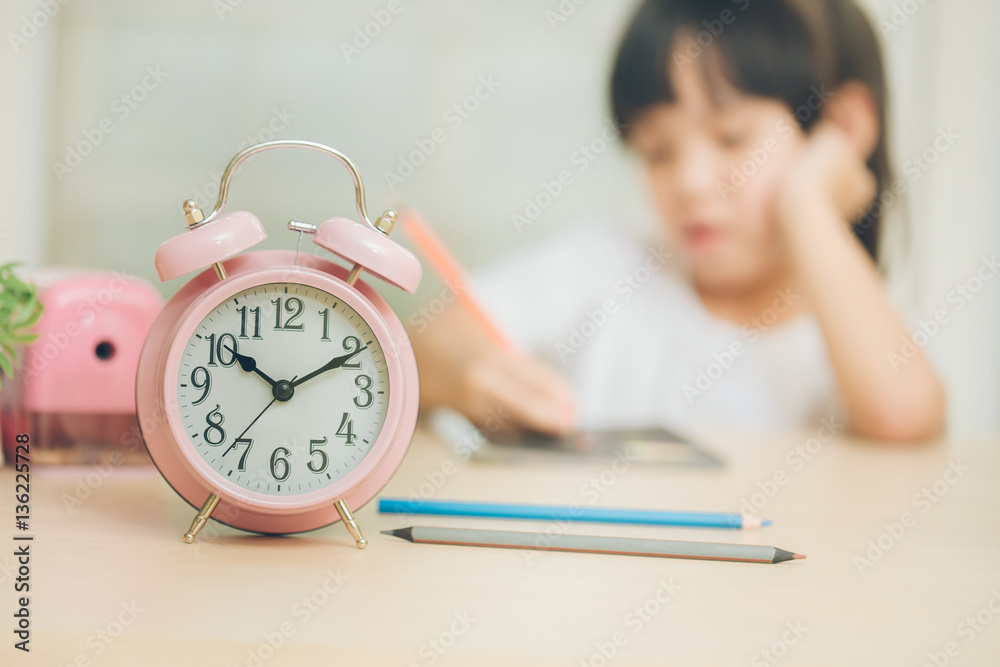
341;336;363;369
336;412;357;446
272;297;304;331
206;333;238;367
307;436;329;473
319;308;331;341
234;438;253;471
354;374;374;409
237;306;262;339
190;366;212;405
284;298;304;330
269;446;291;481
204;405;226;446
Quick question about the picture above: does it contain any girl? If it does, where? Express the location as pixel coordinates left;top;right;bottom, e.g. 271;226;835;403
411;0;945;442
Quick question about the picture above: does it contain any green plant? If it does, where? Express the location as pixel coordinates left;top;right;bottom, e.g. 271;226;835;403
0;263;43;382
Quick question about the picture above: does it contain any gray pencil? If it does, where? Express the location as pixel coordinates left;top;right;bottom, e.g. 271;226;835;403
382;526;805;564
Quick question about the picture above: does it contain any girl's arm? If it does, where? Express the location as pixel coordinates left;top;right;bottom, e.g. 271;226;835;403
778;124;946;441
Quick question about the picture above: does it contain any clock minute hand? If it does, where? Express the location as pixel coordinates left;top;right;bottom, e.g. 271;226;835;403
225;345;278;388
292;346;367;388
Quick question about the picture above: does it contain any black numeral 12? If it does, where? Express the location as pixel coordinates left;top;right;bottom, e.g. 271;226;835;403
272;297;304;331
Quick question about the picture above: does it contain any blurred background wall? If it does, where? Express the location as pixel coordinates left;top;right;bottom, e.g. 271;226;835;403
1;0;997;435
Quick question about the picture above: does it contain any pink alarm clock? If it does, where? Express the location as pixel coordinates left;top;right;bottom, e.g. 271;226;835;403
135;140;421;548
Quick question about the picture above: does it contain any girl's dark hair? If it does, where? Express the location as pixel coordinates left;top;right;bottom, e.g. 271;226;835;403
610;0;891;262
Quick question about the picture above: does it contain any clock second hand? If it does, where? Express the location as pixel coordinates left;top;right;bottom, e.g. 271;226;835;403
222;374;298;459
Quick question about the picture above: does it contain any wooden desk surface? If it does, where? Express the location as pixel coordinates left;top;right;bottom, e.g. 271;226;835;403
2;426;999;666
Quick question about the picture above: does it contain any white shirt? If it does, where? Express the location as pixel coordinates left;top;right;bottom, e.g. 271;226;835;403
470;225;840;433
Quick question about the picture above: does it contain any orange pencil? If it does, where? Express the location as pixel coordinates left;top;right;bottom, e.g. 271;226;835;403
398;208;513;350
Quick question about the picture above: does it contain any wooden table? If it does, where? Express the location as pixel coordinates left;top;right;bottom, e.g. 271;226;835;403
2;425;999;666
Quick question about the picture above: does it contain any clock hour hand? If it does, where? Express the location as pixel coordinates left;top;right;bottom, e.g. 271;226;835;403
225;345;278;388
291;345;367;388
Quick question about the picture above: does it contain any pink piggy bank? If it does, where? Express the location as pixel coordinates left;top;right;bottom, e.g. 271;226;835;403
1;269;163;464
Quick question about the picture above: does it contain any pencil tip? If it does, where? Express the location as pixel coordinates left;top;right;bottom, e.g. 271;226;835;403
793;553;806;559
380;527;415;542
761;519;773;527
772;547;801;563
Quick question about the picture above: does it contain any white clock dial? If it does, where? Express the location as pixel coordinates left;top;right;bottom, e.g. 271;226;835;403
175;282;389;496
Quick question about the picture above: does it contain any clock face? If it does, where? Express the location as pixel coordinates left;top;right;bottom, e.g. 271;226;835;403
175;282;390;496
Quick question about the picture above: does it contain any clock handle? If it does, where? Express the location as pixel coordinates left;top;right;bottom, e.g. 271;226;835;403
335;499;368;549
193;140;379;232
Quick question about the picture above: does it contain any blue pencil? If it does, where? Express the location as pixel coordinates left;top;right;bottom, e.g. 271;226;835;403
378;498;771;530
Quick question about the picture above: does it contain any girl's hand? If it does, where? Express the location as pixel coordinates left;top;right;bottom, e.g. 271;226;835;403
776;121;877;226
457;346;576;437
411;300;576;437
769;119;946;441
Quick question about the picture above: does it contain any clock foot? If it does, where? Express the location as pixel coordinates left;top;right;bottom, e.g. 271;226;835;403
335;499;368;549
183;493;221;544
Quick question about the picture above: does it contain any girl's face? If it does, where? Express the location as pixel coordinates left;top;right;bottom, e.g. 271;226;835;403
628;55;806;293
